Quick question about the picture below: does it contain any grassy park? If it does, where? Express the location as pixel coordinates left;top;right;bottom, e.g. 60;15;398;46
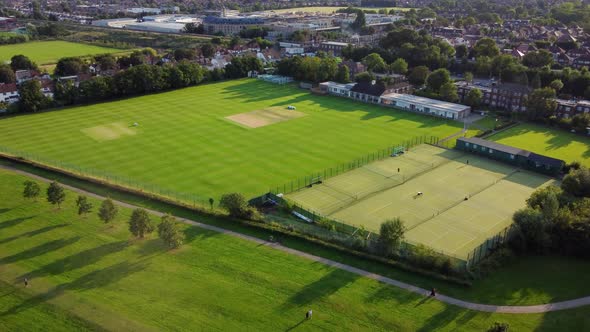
0;40;128;65
0;79;465;202
488;123;590;167
1;169;590;331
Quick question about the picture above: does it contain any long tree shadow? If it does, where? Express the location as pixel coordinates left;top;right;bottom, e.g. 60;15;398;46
283;268;358;308
0;237;80;265
416;305;486;332
0;259;149;318
0;208;11;215
18;240;129;281
0;224;68;246
365;284;417;306
0;216;35;230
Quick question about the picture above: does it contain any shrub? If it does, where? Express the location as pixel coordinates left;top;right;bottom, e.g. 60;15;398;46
487;322;509;332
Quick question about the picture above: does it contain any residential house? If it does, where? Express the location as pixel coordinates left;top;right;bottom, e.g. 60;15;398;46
0;83;18;103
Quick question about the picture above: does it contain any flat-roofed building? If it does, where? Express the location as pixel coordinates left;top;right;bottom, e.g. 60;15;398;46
380;93;471;120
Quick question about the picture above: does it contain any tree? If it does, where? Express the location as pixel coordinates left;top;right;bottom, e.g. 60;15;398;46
522;50;553;68
184;22;204;34
0;64;15;83
128;208;154;238
561;167;590;197
473;38;500;58
408;66;429;86
354;71;375;83
23;180;40;201
10;54;37;71
55;57;87;76
200;43;216;58
550;79;564;92
487;322;510;332
426;68;451;92
219;193;249;218
335;65;350;83
157;214;184;249
208;197;215;210
173;48;196;61
362;53;387;73
390;58;408;75
513;207;549;252
351;11;366;31
18;80;49;113
46;181;66;209
531;72;541;89
465;88;483;108
455;44;468;59
464;72;474;83
440;82;459;102
95;54;118;72
98;198;118;224
526;87;557;121
379;218;406;256
76;195;93;218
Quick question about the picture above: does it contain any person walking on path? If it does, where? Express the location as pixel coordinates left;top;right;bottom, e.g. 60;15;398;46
430;288;436;297
24;277;28;288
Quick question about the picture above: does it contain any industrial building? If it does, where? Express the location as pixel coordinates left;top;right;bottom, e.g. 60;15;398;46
456;137;565;175
203;16;265;35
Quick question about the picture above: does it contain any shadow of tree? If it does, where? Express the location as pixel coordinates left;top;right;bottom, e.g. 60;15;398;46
0;216;35;230
283;269;358;308
0;208;11;215
0;259;148;318
365;284;417;306
416;305;487;332
18;240;129;281
0;224;68;246
284;318;306;331
0;237;80;265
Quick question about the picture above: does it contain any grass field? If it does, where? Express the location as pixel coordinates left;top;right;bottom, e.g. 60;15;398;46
286;144;555;259
2;169;590;331
488;123;590;167
0;79;464;202
0;41;128;65
263;6;412;13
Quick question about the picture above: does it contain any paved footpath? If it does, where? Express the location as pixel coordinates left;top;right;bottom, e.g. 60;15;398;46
3;164;590;314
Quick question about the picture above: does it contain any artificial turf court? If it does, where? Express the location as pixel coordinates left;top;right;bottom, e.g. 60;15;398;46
488;123;590;167
0;79;465;202
286;144;556;260
0;41;128;65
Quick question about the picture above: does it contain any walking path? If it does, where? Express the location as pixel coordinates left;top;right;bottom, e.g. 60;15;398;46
3;164;590;314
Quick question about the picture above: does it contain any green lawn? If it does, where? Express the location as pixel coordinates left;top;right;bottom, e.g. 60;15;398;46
2;170;590;331
0;40;127;65
0;79;464;202
488;123;590;167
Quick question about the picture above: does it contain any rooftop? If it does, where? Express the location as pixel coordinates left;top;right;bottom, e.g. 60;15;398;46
458;137;530;156
381;93;470;113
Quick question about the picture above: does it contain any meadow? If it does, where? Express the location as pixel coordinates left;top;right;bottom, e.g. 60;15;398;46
0;79;465;202
488;123;590;167
0;40;128;65
2;169;590;331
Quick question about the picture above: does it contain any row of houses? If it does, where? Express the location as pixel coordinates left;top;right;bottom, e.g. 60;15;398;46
319;80;471;120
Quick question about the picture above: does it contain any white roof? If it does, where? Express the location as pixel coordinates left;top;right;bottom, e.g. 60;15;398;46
321;41;349;46
381;93;469;113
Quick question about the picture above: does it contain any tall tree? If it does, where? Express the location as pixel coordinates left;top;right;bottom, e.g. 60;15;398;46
0;64;16;83
157;214;184;249
526;87;557;120
46;181;66;209
408;66;429;86
440;82;459;102
98;198;118;224
10;54;37;71
23;180;40;201
465;88;483;108
362;53;387;73
18;80;49;113
473;38;500;58
55;57;88;76
76;195;93;218
351;10;366;31
390;58;408;75
128;208;154;238
379;218;406;256
426;68;451;92
335;65;350;83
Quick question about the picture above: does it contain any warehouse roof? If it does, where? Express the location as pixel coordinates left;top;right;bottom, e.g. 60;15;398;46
528;152;565;167
457;137;531;156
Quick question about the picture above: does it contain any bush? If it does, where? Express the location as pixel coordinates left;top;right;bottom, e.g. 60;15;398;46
473;247;515;278
487;322;509;332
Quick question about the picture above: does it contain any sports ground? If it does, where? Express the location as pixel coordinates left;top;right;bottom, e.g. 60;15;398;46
286;144;556;260
0;79;465;201
488;123;590;167
0;41;128;65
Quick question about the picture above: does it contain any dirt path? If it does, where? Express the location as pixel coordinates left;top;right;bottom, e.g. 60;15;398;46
3;164;590;314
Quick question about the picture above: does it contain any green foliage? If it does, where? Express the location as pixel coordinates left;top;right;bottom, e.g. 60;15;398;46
128;208;154;238
335;65;350;83
473;38;500;58
220;193;249;218
390;58;408;75
157;214;184;249
526;88;557;121
22;180;40;201
0;64;15;83
173;48;196;61
10;54;37;71
55;57;88;76
379;218;405;256
354;71;375;83
426;68;451;93
513;207;549;253
98;198;118;224
362;53;387;73
549;79;564;92
487;322;510;332
408;66;429;86
17;80;50;113
351;10;366;31
75;195;93;217
46;181;66;209
439;82;458;102
562;167;590;198
224;56;263;79
465;88;483;108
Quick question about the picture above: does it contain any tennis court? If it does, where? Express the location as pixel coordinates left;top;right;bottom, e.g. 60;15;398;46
285;144;557;259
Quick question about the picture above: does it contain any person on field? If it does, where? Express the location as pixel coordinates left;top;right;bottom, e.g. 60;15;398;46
24;277;28;287
306;309;313;320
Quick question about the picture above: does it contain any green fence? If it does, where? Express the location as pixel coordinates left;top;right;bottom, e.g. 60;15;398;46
466;224;515;267
0;145;211;208
268;135;442;195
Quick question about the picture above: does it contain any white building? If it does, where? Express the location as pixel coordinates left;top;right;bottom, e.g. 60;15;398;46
380;93;471;120
0;83;19;103
125;22;186;33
